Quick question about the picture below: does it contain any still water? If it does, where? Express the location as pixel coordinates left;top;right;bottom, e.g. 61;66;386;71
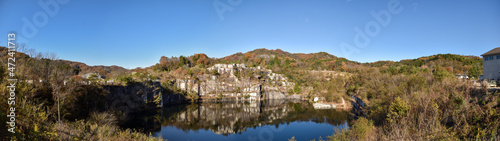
129;100;350;141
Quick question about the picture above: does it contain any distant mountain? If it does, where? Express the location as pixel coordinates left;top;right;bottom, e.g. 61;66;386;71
58;60;129;78
0;46;129;79
226;48;341;61
153;48;482;74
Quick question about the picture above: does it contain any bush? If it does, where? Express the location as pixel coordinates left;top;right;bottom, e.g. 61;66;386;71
210;69;219;75
433;67;453;81
57;112;162;141
293;84;302;94
118;75;134;85
329;117;374;141
387;97;410;123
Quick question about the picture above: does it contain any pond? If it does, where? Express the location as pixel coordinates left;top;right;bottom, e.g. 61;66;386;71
125;100;350;141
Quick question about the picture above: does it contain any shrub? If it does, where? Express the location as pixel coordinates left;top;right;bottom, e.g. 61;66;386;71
218;93;223;99
57;112;162;141
329;117;374;141
433;67;453;81
210;69;219;75
118;75;134;85
234;69;240;78
387;97;410;123
293;84;302;94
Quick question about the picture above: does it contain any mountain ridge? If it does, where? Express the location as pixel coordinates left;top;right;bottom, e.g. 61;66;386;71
0;46;482;75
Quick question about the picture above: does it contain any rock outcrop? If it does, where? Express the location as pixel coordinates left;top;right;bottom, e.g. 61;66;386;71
104;82;170;121
172;64;302;101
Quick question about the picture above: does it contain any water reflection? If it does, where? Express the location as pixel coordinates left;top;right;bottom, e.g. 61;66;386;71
127;100;350;141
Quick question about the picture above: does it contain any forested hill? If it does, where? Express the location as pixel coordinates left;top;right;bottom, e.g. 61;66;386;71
0;46;129;79
216;48;359;70
58;60;129;79
153;48;482;76
153;48;359;72
365;54;482;76
0;46;482;78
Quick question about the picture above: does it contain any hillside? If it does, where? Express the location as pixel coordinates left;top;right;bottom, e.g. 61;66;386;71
58;60;129;79
0;46;482;80
152;48;360;76
152;48;482;77
144;49;485;107
0;46;129;80
365;54;482;77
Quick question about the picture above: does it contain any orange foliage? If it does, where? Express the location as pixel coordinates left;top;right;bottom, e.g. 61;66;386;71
444;67;453;72
254;58;261;64
160;56;168;65
72;75;82;81
195;53;210;66
175;67;183;74
341;62;347;71
244;52;256;61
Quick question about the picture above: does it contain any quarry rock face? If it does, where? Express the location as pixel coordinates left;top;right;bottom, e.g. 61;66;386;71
104;82;165;120
173;63;301;101
104;64;303;118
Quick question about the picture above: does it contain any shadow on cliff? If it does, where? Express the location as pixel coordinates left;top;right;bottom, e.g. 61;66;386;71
103;81;188;129
350;95;368;119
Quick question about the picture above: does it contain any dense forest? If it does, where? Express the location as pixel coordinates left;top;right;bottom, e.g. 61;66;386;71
1;46;496;140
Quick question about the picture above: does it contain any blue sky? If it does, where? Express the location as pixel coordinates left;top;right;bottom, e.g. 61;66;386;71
1;0;499;69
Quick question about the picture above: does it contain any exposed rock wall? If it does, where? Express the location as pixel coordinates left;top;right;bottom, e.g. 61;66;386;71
172;64;301;101
105;82;163;113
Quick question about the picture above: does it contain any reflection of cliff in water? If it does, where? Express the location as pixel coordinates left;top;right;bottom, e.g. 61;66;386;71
127;100;349;136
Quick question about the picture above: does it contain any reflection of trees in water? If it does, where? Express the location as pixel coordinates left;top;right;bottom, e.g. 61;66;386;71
127;100;349;135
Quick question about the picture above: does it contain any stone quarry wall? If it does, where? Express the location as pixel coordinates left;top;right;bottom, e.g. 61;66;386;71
104;82;164;121
173;63;301;101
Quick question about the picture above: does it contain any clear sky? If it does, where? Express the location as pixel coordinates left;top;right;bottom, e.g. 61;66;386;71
1;0;499;69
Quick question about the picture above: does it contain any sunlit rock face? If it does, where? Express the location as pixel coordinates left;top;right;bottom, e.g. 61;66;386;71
172;64;301;101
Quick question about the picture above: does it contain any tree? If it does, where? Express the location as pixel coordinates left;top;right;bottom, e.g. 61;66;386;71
387;97;410;123
195;54;210;67
273;56;281;67
433;66;454;81
160;56;168;65
341;61;347;72
187;68;194;76
210;69;220;75
119;75;134;85
469;64;481;79
179;56;190;67
234;69;240;78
